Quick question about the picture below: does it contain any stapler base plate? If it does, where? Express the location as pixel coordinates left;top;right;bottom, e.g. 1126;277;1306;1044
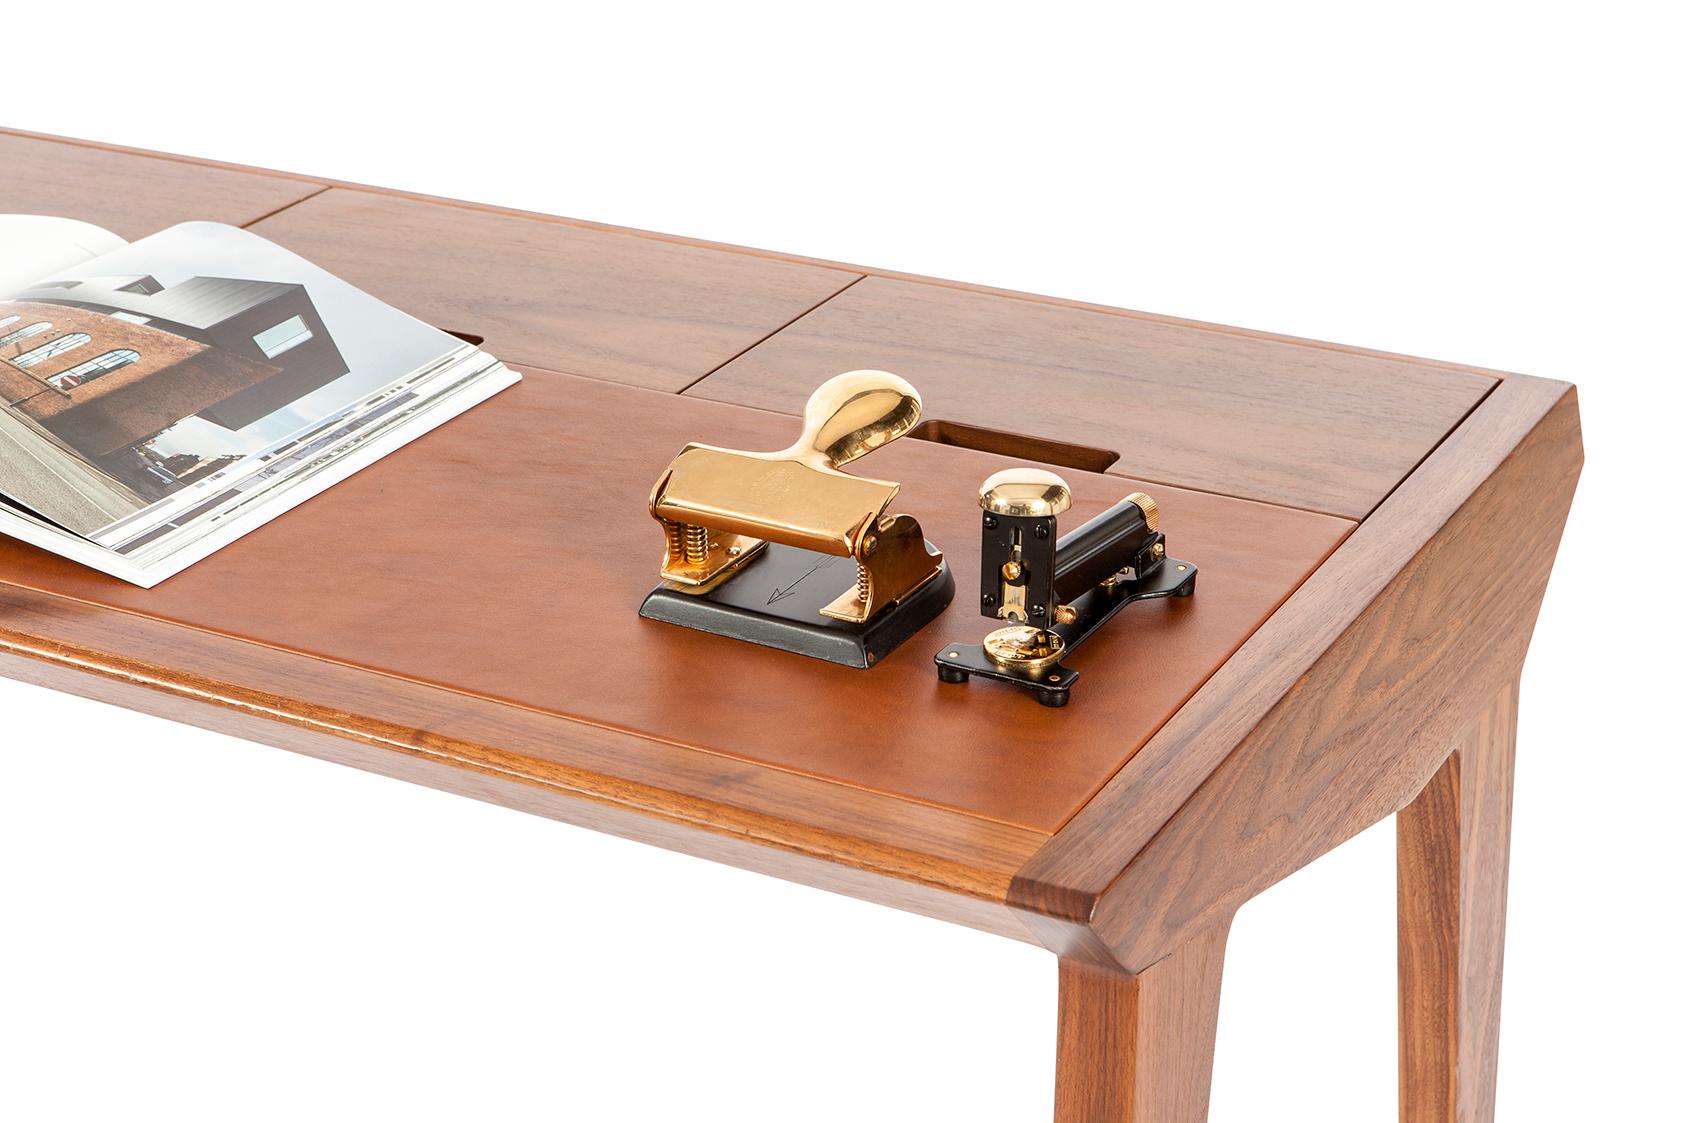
933;558;1197;706
640;543;954;669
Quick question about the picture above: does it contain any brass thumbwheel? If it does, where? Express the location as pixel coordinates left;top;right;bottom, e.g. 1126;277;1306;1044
982;625;1066;670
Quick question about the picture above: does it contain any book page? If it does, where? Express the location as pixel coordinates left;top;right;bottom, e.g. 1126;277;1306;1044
0;215;126;294
0;221;480;541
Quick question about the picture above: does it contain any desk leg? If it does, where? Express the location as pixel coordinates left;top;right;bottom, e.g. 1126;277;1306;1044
1053;921;1230;1123
1397;679;1519;1123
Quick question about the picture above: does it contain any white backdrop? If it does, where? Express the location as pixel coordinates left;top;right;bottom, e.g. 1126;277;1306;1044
3;3;1679;1119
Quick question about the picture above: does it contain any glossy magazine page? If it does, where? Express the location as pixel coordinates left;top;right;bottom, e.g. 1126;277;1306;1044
0;221;518;578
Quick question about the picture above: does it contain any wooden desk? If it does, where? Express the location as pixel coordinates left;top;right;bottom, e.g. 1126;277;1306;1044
0;128;1581;1122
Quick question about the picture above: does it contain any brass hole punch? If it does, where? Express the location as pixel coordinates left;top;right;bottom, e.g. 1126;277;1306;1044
933;468;1197;706
639;370;954;668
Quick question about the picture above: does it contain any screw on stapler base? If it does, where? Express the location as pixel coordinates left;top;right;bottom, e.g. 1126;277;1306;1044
933;559;1196;706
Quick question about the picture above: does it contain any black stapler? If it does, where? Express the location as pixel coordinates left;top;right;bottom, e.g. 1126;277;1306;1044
934;468;1196;706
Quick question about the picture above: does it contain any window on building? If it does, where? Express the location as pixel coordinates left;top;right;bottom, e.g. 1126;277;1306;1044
45;349;139;391
0;321;51;347
13;332;92;369
253;314;312;358
108;311;152;325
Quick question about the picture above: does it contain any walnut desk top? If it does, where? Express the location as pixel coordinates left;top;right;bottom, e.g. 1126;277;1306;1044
0;128;1581;1119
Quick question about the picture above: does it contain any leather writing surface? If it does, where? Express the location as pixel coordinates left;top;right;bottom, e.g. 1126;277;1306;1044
0;370;1349;831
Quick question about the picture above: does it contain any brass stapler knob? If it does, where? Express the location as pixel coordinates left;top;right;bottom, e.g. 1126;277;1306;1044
980;468;1073;518
643;372;953;665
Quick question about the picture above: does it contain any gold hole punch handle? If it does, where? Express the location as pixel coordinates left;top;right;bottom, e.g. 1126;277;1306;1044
649;369;940;602
786;370;924;470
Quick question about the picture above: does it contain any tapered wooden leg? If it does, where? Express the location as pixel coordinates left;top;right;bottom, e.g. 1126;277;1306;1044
1054;921;1230;1123
1397;679;1519;1123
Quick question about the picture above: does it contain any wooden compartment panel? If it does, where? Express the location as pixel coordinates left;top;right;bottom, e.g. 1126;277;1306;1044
0;133;322;240
248;189;861;392
691;276;1495;518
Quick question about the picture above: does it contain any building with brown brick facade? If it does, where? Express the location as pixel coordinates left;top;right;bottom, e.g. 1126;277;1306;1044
14;274;349;431
0;301;280;457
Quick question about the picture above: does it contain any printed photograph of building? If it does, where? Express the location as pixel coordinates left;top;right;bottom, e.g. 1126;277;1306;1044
19;274;349;429
0;220;482;544
0;273;349;507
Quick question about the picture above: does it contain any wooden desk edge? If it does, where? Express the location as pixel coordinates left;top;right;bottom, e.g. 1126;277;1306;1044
0;624;1047;944
1012;373;1582;969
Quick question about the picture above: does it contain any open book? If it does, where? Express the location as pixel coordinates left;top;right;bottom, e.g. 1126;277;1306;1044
0;216;519;586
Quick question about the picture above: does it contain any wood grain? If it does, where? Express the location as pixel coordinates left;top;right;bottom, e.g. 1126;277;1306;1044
245;189;860;391
0;132;322;240
1055;922;1231;1123
0;126;1523;400
689;277;1496;518
1398;681;1518;1123
1013;375;1579;969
